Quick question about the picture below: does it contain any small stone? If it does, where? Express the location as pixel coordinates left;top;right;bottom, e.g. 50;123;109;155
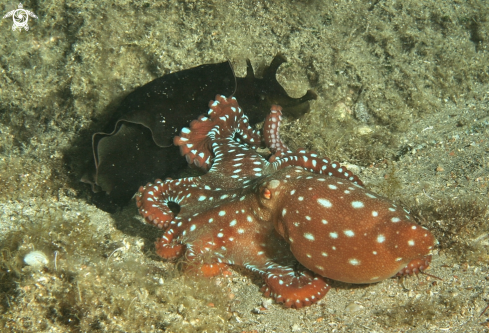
291;323;302;332
332;102;352;120
24;250;49;268
262;298;272;309
355;125;373;136
341;162;361;175
354;101;370;123
345;302;364;313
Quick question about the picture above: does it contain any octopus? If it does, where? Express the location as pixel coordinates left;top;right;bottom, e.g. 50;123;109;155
136;95;436;308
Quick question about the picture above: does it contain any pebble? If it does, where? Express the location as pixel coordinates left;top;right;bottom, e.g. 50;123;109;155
24;250;49;268
345;302;364;313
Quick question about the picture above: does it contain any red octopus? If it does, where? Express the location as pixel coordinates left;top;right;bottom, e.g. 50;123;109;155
136;95;436;308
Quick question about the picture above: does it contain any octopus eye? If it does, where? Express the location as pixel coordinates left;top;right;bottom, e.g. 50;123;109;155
263;188;272;200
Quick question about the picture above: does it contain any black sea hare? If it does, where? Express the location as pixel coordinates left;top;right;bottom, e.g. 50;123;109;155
82;54;317;210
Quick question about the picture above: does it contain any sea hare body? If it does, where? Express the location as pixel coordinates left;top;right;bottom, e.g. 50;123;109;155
82;55;316;209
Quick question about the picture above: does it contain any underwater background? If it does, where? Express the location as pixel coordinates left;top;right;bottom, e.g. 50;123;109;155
0;0;488;332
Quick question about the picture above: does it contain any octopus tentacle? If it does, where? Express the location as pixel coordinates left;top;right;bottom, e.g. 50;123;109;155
264;105;291;159
262;105;363;185
395;255;432;277
197;263;229;277
136;177;198;228
136;179;175;229
257;263;330;309
155;227;185;259
270;150;363;186
174;95;261;170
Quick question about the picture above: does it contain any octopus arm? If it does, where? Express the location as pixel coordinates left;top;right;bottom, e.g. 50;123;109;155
246;262;330;309
269;151;363;186
396;255;432;277
263;105;291;157
155;227;185;260
174;95;261;171
262;106;363;185
136;177;197;228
